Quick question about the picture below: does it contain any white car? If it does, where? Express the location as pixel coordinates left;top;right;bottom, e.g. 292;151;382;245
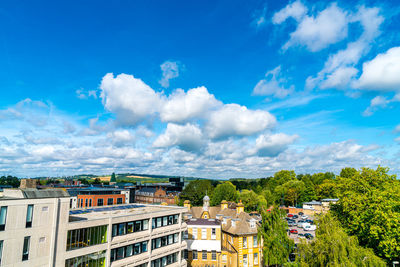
301;215;308;220
304;225;316;231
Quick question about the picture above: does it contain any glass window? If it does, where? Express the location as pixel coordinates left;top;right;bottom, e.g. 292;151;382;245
143;219;149;230
97;198;104;206
127;222;134;233
163;216;168;226
22;236;30;261
118;223;126;235
112;224;118;237
135;221;142;232
212;251;216;261
168;235;173;245
202;228;207;239
66;250;106;267
134;243;141;255
174;214;178;224
243;254;248;267
0;240;3;265
174;233;179;243
156;217;162;228
85;199;88;207
26;205;33;228
89;199;92;207
202;251;207;260
152;218;156;229
212;228;216;235
107;198;113;206
168;215;173;225
116;247;124;260
117;198;123;204
222;254;227;262
253;235;258;247
142;241;147;252
193;251;197;259
254;253;258;265
0;206;7;231
192;228;197;239
126;245;133;257
67;225;107;251
243;237;247;248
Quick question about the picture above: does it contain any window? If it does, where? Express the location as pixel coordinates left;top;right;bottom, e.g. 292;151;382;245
184;250;188;259
202;228;207;239
212;251;216;261
254;253;258;265
222;254;227;262
151;233;178;250
117;198;123;204
192;228;197;239
253;235;258;247
193;251;198;260
202;251;207;260
66;225;108;251
65;250;106;267
184;230;188;239
26;205;33;228
107;198;113;206
1;206;8;231
80;199;83;207
243;237;247;248
89;199;92;207
211;228;216;239
151;252;178;267
243;254;248;267
22;236;30;261
97;198;104;206
110;241;148;262
0;240;3;265
85;199;88;207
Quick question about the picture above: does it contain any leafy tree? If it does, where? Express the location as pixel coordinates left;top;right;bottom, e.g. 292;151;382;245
275;180;305;207
339;167;357;178
110;172;116;182
240;190;268;213
297;213;385;266
179;180;214;206
92;178;102;184
260;207;294;266
211;182;238;206
298;174;317;204
316;179;337;199
331;167;400;262
0;175;20;188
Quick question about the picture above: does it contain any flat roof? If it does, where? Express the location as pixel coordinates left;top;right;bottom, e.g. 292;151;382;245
69;203;186;222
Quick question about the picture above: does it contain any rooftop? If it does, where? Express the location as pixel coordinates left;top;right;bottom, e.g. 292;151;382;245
1;188;70;199
186;218;220;226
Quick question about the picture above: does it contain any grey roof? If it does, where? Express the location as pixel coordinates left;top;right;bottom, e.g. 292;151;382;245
186;218;220;226
22;189;70;198
137;187;157;193
303;200;322;205
321;198;339;202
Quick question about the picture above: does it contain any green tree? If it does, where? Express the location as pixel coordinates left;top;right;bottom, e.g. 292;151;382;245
240;190;269;213
275;180;305;207
316;179;337;199
110;172;116;182
260;207;294;266
331;166;400;262
211;182;238;206
297;213;385;267
179;180;214;206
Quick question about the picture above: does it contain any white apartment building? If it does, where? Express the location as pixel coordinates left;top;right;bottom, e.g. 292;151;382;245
0;188;188;267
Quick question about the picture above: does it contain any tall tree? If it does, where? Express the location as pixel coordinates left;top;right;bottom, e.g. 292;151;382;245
179;180;214;206
297;213;385;266
110;172;116;182
331;167;400;262
240;190;268;213
260;207;294;266
211;182;238;206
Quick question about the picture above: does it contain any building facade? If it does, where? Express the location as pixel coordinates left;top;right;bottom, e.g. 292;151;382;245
0;188;188;267
184;197;262;267
67;188;130;209
135;187;177;205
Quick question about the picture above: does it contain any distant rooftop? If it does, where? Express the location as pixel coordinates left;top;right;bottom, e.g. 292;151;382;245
2;188;70;199
186;218;220;226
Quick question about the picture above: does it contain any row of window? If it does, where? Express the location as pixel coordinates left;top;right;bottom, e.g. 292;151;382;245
151;233;179;250
112;219;149;237
243;253;259;266
0;237;30;264
65;250;106;267
0;205;34;231
151;252;178;267
66;225;108;251
110;241;148;262
192;250;217;261
190;227;217;240
77;197;124;208
243;236;258;248
151;214;179;229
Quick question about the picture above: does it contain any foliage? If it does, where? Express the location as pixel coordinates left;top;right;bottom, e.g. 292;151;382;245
296;213;385;267
240;189;268;213
110;172;116;182
0;176;20;187
211;182;238;206
178;180;214;206
275;180;306;207
331;166;400;262
315;179;337;199
259;207;294;266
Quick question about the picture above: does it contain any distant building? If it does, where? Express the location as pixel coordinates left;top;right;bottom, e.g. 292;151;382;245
184;197;262;267
302;198;339;215
67;187;130;209
0;188;188;266
135;187;177;205
19;179;37;189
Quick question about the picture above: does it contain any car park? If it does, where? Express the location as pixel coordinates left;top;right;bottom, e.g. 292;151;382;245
293;215;298;219
304;225;316;231
298;212;304;216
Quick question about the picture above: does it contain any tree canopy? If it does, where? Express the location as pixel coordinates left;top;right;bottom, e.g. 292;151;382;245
211;182;238;206
178;179;214;206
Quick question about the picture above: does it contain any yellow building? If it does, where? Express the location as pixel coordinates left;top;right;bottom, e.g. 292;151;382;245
184;196;262;267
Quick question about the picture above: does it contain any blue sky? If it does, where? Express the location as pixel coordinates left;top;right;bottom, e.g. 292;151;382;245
1;0;400;178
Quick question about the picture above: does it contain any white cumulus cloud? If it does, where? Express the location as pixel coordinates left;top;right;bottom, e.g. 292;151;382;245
252;66;294;98
272;0;308;24
253;133;299;157
159;61;180;88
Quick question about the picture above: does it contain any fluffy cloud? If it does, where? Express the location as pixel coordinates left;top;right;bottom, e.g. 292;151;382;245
306;6;384;90
356;47;400;91
153;123;204;152
363;95;389;116
274;2;348;52
272;0;307;24
159;61;180;88
160;86;222;122
252;66;294;98
253;133;299;157
206;104;276;140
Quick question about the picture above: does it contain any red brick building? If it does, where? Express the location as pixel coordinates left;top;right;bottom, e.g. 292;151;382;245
135;187;177;205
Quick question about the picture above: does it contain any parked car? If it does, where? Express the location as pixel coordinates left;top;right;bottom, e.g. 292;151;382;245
298;233;306;239
304;225;316;231
306;219;314;224
290;229;298;234
301;215;308;220
287;214;294;217
304;233;314;239
293;215;299;219
298;212;304;216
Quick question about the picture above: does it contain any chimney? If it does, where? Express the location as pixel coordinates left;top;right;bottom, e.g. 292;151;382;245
236;200;244;214
19;179;37;189
221;200;228;210
184;200;191;210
